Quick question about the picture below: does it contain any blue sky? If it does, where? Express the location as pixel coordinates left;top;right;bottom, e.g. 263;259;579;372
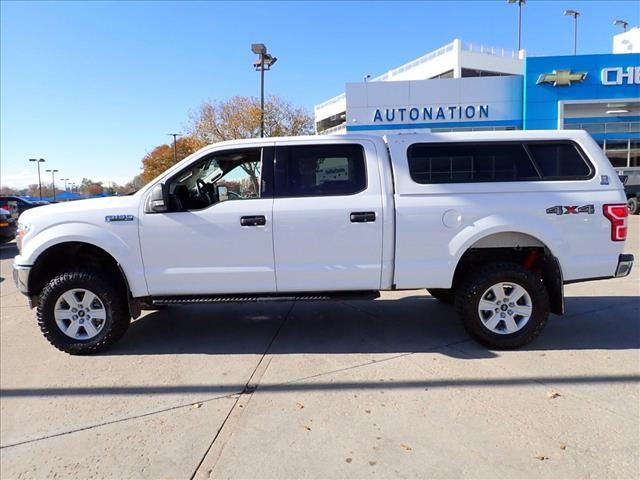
2;0;638;188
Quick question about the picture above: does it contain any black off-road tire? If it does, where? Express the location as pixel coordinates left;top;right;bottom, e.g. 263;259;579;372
427;288;455;305
454;262;550;349
628;196;639;215
37;270;131;355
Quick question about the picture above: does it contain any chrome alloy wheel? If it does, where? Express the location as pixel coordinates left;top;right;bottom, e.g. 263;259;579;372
477;282;533;335
54;288;106;340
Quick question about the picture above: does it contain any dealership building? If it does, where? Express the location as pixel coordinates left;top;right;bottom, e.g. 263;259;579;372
315;29;640;170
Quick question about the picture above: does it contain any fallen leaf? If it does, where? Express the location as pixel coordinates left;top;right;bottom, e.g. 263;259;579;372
369;461;377;466
296;402;305;409
548;391;561;399
535;455;549;461
400;443;412;451
192;403;202;409
560;444;567;450
345;458;352;463
304;426;311;431
365;409;371;414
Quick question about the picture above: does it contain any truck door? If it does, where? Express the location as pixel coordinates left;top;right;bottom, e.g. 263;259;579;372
272;141;384;292
139;146;276;295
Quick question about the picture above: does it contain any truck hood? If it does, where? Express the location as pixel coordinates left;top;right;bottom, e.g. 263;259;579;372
18;195;140;227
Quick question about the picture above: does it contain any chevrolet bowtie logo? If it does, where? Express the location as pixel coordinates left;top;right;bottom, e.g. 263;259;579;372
537;70;588;86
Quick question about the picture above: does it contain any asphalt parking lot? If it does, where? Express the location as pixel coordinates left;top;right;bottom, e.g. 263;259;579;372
1;218;638;479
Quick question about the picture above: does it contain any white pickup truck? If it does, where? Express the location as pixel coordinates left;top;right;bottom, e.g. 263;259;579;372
13;131;633;354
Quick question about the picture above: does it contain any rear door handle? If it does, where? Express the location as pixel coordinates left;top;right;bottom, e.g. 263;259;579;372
350;211;376;223
240;215;266;227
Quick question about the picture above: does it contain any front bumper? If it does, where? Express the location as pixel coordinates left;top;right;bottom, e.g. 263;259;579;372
12;264;31;295
615;254;634;278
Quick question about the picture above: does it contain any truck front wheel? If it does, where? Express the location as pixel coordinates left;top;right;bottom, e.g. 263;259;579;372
455;262;550;349
628;196;639;215
37;270;131;355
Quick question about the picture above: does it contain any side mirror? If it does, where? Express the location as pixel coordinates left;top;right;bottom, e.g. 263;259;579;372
216;185;228;202
145;183;168;213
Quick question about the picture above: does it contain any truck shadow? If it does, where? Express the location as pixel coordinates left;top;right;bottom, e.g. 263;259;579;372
108;294;640;357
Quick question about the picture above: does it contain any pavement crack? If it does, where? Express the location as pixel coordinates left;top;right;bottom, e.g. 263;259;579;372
0;391;239;450
189;301;296;480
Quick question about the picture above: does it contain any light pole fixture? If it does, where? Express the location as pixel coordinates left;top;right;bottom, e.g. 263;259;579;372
46;169;59;202
251;43;277;138
613;19;629;32
29;158;46;199
168;133;181;163
60;178;69;191
564;9;580;55
363;74;372;82
507;0;526;51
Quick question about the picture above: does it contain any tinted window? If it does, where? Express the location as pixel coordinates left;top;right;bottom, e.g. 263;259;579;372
408;143;540;184
527;143;592;178
276;144;366;196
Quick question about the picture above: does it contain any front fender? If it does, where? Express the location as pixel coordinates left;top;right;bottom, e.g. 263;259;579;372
17;222;148;297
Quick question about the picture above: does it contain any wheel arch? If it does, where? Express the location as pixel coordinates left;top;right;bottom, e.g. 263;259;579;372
450;226;564;315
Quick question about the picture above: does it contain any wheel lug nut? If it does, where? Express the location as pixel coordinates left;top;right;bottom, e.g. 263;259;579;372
500;313;506;318
496;301;501;305
508;310;513;315
72;308;77;313
72;315;78;320
509;302;514;307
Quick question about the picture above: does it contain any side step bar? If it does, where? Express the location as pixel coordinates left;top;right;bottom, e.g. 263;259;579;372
151;290;380;306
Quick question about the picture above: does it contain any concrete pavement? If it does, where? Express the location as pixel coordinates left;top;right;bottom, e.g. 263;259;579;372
1;218;638;479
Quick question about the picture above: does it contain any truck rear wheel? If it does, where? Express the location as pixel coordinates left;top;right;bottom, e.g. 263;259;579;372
427;288;455;304
37;270;131;355
455;262;550;349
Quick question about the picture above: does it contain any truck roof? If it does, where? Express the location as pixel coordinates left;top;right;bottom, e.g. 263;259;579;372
201;129;596;149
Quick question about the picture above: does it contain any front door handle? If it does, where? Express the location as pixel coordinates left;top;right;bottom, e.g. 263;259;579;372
240;215;266;227
350;211;376;223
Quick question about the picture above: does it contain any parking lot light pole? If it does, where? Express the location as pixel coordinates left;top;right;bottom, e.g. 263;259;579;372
564;9;580;55
613;19;629;32
168;133;181;163
507;0;526;51
46;169;59;201
60;178;69;191
251;43;277;138
29;158;45;199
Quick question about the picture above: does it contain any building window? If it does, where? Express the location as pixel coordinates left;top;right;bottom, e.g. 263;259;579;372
629;140;639;168
605;140;630;168
316;112;346;133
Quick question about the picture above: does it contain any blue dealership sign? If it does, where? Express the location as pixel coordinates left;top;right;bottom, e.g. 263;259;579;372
524;53;640;130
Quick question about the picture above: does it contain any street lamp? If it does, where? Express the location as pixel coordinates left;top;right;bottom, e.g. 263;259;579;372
564;9;580;55
251;43;277;138
46;169;59;202
507;0;526;52
613;19;629;32
60;178;69;191
28;158;45;199
168;133;181;164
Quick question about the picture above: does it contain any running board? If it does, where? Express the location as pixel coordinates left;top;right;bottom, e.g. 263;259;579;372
151;291;380;305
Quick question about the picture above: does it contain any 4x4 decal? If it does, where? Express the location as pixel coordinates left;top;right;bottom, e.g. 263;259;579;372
546;205;594;215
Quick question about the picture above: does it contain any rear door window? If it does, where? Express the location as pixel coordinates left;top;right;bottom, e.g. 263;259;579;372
275;144;367;197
